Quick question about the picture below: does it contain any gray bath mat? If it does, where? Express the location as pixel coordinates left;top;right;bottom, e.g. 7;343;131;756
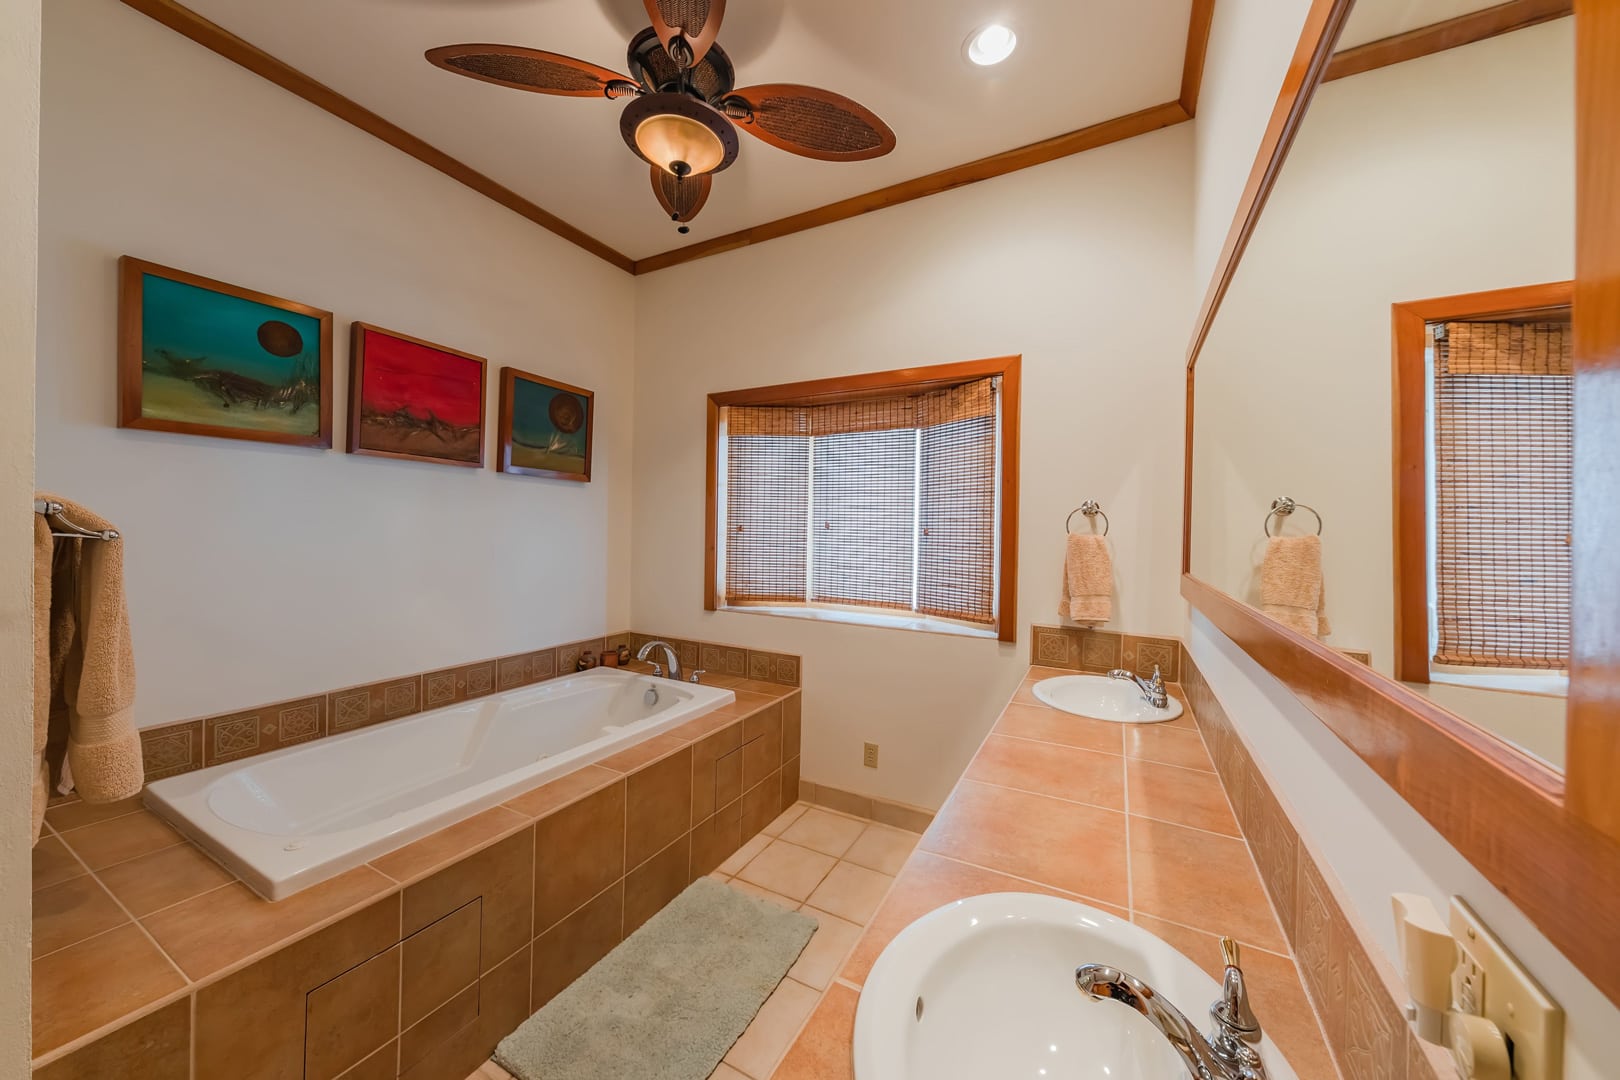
495;877;817;1080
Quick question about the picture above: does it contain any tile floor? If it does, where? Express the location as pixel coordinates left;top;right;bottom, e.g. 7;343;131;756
464;802;916;1080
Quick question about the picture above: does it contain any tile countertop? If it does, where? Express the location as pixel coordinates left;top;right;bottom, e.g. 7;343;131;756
769;665;1339;1080
29;672;798;1068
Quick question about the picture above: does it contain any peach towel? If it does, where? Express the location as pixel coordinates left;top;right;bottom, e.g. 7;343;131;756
1060;533;1113;625
1260;534;1331;640
33;494;143;843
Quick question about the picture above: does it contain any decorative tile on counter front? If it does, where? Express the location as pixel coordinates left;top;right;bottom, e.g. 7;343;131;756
1078;629;1124;672
1031;625;1074;667
1122;634;1180;681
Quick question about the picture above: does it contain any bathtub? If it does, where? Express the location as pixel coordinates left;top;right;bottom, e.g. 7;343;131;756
144;668;736;900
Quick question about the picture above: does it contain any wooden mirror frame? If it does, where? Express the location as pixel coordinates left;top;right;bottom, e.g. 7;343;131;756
1180;0;1620;1005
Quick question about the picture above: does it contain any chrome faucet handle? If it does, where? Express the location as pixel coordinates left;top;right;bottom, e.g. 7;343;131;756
1150;664;1164;689
689;669;707;683
1212;937;1262;1046
646;662;665;679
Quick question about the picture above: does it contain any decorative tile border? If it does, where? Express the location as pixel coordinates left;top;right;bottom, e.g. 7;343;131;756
1180;644;1449;1080
1028;625;1180;681
118;630;800;786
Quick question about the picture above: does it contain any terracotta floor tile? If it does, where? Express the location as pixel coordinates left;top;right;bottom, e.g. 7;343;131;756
33;875;129;957
501;765;619;820
722;976;819;1078
780;808;866;858
737;840;837;903
44;794;145;833
718;832;772;877
32;923;187;1057
31;834;86;891
96;841;236;917
763;803;809;837
992;702;1125;755
840;851;1124;986
370;806;528;884
598;733;687;773
727;879;799;912
1134;914;1336;1080
805;862;893;925
58;810;183;870
842;824;918;876
1128;817;1285;952
771;982;857;1080
1127;759;1240;837
788;908;864;991
965;735;1125;809
920;781;1128;908
1125;725;1215;772
143;865;395;980
709;1064;749;1080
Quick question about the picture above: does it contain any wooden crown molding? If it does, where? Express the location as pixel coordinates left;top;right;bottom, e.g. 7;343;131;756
123;0;1217;278
1324;0;1573;83
118;0;636;273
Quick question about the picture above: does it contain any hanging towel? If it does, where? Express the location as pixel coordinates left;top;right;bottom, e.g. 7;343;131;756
1260;534;1331;640
1060;533;1113;625
32;495;143;843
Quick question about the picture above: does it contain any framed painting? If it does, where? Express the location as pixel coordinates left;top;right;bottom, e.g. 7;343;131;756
117;256;333;447
348;323;486;467
497;367;594;482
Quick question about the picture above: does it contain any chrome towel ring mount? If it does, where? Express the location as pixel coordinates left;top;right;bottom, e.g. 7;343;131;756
1066;500;1109;537
1264;496;1322;537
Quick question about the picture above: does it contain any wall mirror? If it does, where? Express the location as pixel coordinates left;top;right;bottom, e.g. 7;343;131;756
1184;0;1620;1007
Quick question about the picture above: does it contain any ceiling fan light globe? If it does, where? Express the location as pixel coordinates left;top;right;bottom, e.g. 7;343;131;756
621;92;738;175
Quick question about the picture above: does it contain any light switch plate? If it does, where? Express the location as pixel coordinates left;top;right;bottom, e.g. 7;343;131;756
1449;898;1563;1080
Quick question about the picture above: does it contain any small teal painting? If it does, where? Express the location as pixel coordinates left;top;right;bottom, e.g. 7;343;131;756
119;257;332;447
498;368;593;481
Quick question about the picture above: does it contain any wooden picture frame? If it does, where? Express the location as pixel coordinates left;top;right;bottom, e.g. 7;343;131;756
496;368;594;482
117;256;333;448
347;322;487;468
1180;0;1620;1006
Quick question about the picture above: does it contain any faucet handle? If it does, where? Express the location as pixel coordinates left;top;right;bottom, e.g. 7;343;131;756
689;669;707;683
1213;937;1261;1044
1221;936;1241;968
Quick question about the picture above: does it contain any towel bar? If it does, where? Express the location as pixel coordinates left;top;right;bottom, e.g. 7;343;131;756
1066;501;1109;536
1264;496;1322;537
34;498;120;541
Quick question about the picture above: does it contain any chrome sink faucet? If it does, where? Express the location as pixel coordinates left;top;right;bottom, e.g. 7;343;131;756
1108;663;1168;709
635;640;681;682
1076;937;1266;1080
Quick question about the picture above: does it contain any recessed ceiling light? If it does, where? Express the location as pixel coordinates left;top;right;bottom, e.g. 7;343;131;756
966;23;1017;66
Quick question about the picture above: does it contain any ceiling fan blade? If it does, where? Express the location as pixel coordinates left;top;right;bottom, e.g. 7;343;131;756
426;44;638;98
643;0;726;66
650;165;712;223
721;84;897;162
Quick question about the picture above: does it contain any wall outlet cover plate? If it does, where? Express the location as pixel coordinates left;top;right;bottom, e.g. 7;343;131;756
1449;897;1563;1080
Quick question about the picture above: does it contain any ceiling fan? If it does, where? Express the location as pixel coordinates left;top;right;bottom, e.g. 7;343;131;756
425;0;898;234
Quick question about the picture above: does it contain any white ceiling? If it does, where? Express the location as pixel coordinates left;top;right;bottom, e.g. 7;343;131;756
1337;0;1507;50
179;0;1193;261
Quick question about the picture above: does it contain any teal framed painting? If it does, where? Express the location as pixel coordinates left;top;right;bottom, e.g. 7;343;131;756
496;367;593;482
118;256;334;447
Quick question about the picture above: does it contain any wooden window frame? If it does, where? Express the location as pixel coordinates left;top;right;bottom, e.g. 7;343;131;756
1391;281;1574;684
1180;0;1620;1007
705;356;1021;643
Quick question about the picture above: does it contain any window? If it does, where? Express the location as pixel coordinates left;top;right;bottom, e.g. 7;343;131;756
706;358;1020;641
1393;284;1572;685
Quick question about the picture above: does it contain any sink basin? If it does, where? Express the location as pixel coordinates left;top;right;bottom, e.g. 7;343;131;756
1033;675;1184;723
853;892;1297;1080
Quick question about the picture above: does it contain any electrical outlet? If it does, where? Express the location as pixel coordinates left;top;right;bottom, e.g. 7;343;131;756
1449;898;1563;1080
863;742;879;769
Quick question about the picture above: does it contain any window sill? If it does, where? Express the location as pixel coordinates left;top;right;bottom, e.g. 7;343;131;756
1429;669;1569;698
719;603;1000;640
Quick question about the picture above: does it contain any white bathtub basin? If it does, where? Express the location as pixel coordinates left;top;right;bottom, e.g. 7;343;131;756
145;668;734;899
853;893;1296;1080
1033;674;1184;723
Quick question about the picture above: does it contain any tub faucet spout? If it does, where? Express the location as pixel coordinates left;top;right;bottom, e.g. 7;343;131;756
635;640;681;681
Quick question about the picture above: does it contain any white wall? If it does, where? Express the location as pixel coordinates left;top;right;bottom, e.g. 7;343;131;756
37;0;637;729
0;0;40;1068
1189;614;1617;1080
631;125;1194;810
1189;21;1574;765
1191;0;1315;291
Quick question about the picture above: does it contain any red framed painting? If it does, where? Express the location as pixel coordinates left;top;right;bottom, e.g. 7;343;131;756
347;322;487;467
496;367;594;482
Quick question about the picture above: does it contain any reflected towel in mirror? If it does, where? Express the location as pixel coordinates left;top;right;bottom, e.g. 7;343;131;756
1260;534;1330;640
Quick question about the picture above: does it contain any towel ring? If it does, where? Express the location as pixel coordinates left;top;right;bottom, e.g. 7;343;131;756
1066;501;1109;537
1264;496;1322;537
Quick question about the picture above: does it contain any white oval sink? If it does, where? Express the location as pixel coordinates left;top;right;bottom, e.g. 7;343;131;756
1033;675;1184;723
853;892;1297;1080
